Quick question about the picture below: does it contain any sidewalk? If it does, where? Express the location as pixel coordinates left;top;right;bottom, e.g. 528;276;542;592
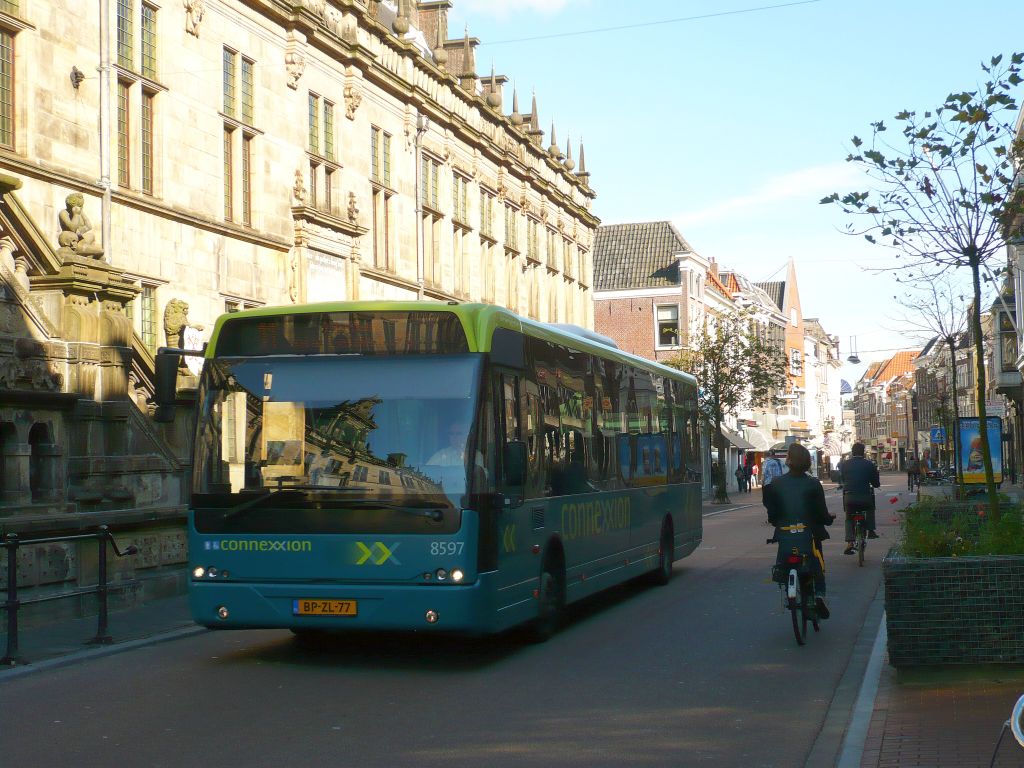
0;592;201;677
861;661;1024;767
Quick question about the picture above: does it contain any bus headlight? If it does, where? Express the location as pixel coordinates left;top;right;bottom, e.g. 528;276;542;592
207;567;218;578
451;569;464;583
192;566;206;579
435;568;448;581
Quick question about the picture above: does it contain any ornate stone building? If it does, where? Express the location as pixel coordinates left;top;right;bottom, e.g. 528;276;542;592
0;0;597;608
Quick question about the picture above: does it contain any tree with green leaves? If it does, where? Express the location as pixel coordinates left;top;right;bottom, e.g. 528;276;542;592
666;310;787;503
822;53;1024;519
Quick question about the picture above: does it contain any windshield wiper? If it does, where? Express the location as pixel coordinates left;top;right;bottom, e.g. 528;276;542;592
218;488;451;522
353;501;448;522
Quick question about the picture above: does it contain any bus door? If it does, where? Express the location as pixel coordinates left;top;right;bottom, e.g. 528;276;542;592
488;369;536;609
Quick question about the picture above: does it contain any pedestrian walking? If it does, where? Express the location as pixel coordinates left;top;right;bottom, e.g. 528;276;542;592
761;447;787;487
906;454;920;490
735;462;747;492
744;462;753;491
750;462;759;488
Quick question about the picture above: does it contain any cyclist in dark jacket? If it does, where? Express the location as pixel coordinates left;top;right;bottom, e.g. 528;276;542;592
839;442;881;553
764;443;835;618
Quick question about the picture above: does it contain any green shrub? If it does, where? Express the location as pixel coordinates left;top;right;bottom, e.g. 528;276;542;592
899;497;1024;557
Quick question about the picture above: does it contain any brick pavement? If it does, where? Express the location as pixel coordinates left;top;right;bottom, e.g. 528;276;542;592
861;662;1024;767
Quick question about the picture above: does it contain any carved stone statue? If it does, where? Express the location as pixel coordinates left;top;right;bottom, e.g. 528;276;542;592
292;168;308;206
163;298;202;349
57;193;104;258
184;0;204;36
347;192;359;224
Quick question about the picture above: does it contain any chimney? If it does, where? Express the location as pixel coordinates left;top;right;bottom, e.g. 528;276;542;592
709;258;719;280
414;1;451;50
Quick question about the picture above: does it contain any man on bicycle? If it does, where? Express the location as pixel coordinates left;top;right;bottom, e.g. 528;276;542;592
839;442;881;555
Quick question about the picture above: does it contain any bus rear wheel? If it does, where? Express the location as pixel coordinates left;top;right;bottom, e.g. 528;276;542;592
530;555;565;642
650;520;674;586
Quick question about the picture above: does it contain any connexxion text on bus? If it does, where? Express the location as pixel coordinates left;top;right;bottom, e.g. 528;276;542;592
154;302;702;638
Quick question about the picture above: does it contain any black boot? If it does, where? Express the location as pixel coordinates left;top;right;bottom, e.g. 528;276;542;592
815;597;830;619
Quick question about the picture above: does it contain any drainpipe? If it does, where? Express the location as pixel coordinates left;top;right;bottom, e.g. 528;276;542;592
414;113;428;299
98;0;112;263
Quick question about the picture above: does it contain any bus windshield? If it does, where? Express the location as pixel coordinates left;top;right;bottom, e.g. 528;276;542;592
192;354;483;523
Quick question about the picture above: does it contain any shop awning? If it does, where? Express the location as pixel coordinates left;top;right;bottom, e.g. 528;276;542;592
721;426;756;451
740;426;773;452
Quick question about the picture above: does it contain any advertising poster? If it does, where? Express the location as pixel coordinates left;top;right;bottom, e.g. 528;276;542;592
957;416;1003;484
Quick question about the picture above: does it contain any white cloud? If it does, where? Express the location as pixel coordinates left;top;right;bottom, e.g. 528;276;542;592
673;163;863;228
456;0;579;19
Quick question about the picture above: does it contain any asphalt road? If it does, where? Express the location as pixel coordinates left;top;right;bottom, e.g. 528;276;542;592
0;479;912;768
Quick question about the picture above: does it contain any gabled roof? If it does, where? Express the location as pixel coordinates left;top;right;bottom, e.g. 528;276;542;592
593;221;694;291
755;281;785;312
870;350;920;384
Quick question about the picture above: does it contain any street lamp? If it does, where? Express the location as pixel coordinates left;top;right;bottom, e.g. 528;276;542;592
847;336;860;365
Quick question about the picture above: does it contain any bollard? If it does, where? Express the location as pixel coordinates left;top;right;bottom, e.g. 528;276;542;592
88;527;113;645
1;533;22;665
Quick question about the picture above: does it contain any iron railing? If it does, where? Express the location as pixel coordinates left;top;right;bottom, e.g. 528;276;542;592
2;526;138;666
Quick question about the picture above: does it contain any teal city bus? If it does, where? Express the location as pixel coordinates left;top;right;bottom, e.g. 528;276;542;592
156;302;702;638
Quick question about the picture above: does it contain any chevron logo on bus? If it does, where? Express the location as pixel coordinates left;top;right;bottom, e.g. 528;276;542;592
354;541;402;565
502;523;517;553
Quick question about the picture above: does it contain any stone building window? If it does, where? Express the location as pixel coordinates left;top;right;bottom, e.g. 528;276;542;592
117;0;134;68
114;2;161;193
117;81;131;186
370;126;391;187
452;173;469;226
526;218;539;263
504;204;519;253
372;188;392;271
656;305;680;348
452;226;469;296
506;251;519;312
141;284;157;353
420;155;440;209
479;189;495;239
0;30;11;149
141;3;157;78
307;94;338;214
222;48;257;224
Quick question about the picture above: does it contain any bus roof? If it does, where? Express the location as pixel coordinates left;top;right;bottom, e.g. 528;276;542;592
206;301;696;385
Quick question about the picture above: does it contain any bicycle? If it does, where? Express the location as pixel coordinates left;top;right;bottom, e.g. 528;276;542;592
842;489;872;567
768;525;820;646
988;693;1024;767
851;511;867;567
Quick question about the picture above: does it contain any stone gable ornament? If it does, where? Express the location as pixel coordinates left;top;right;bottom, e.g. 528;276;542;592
347;192;359;224
184;0;204;36
285;31;306;89
343;68;362;120
56;193;104;259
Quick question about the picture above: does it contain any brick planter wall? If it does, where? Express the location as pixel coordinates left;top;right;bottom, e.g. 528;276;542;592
883;548;1024;667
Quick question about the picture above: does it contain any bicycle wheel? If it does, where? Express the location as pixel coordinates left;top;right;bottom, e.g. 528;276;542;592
789;594;806;646
857;523;866;568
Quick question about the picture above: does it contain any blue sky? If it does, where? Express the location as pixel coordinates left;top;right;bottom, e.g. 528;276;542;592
448;0;1024;385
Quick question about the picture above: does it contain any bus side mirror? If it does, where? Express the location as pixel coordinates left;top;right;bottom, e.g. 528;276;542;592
503;441;527;486
154;349;181;423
